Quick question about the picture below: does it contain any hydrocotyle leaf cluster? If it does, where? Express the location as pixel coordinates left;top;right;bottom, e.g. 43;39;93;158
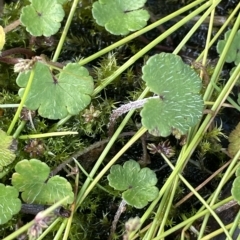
108;160;159;209
0;158;74;225
12;159;74;205
141;53;204;137
92;0;149;35
20;0;65;37
217;29;240;65
16;62;94;119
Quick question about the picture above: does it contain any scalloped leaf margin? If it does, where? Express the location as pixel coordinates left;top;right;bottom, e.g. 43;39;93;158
20;0;65;37
140;53;204;137
92;0;149;35
12;159;74;205
16;62;94;120
108;160;159;208
0;184;21;225
217;29;240;65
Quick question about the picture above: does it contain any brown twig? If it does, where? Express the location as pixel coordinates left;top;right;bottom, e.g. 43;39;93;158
0;47;36;59
174;159;232;208
0;56;21;64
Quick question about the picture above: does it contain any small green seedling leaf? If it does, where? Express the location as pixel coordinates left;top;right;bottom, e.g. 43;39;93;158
217;29;240;65
228;122;240;158
16;62;94;119
12;159;74;205
0;129;17;171
107;160;158;209
20;0;65;37
141;53;203;137
231;167;240;204
92;0;149;35
0;184;21;225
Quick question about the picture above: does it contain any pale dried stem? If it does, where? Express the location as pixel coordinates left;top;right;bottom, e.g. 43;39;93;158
108;96;159;132
4;19;21;33
109;200;127;240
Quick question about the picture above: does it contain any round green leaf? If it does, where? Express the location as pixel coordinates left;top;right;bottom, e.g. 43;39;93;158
141;53;203;137
217;29;240;65
92;0;149;35
0;129;17;171
107;160;159;209
16;62;94;119
0;184;21;225
12;159;74;205
20;0;65;37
